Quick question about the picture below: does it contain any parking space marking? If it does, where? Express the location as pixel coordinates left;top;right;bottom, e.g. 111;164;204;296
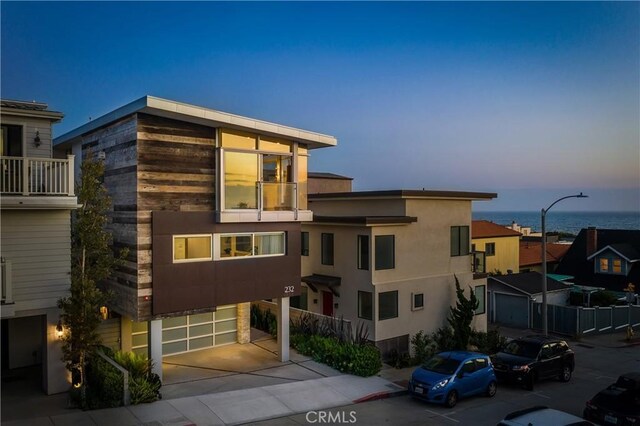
424;409;460;423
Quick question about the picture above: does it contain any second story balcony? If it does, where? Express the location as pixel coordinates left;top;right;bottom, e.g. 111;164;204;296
1;155;77;209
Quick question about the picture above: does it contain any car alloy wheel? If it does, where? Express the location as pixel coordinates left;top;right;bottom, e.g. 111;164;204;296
445;390;458;408
560;366;572;382
486;381;497;397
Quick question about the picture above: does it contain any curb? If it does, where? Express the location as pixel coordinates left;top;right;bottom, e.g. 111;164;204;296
353;387;408;403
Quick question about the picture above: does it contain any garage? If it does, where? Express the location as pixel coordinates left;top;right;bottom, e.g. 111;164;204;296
493;292;529;328
131;304;238;356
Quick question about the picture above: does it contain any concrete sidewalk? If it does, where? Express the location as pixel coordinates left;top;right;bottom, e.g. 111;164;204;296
3;375;405;426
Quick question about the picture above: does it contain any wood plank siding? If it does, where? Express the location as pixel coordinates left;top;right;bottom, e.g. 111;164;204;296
136;113;216;320
1;210;72;312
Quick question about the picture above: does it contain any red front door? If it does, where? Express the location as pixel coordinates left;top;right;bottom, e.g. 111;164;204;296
322;291;333;317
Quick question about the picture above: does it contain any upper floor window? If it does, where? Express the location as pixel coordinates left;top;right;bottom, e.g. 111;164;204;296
1;124;23;156
375;235;395;270
474;285;486;315
357;235;369;270
321;233;334;265
217;232;285;259
301;232;309;256
485;243;496;257
613;259;622;274
597;256;625;275
450;226;470;257
173;235;212;263
599;258;609;272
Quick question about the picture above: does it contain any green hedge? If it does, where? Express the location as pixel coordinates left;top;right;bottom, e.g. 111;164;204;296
84;352;124;409
291;334;381;377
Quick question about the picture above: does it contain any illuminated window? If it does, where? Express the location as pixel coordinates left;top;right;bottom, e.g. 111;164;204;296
217;232;285;260
173;235;212;262
613;259;622;274
599;258;609;272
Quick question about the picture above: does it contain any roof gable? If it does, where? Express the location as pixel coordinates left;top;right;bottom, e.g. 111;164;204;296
472;220;522;239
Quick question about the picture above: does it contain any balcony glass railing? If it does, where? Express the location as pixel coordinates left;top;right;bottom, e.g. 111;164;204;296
258;181;297;212
472;251;486;274
1;155;75;196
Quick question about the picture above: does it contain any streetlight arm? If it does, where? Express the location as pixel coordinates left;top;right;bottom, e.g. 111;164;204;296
543;193;588;213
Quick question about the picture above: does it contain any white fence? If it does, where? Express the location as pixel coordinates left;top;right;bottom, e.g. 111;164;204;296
1;155;74;196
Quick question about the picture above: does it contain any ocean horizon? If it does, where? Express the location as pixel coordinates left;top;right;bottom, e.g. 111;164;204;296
472;211;640;235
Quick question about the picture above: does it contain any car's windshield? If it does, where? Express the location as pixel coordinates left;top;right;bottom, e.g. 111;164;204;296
502;341;541;358
422;355;461;375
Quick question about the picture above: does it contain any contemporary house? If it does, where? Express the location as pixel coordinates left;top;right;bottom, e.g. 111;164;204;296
54;96;336;379
1;99;78;394
556;227;640;293
471;220;521;275
488;272;570;328
299;190;496;356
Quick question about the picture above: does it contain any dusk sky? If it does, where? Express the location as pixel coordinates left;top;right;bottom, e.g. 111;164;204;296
2;2;639;212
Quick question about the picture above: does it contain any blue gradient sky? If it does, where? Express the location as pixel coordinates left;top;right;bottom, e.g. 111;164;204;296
2;2;638;211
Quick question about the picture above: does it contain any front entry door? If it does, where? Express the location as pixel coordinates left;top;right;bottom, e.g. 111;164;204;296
322;291;333;316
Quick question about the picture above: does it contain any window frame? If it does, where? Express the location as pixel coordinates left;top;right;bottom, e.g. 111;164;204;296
357;235;370;270
215;231;286;260
173;234;213;263
485;242;496;257
321;233;334;265
474;285;486;315
375;235;395;270
301;231;309;256
412;293;424;311
358;290;373;320
378;290;398;321
450;226;470;257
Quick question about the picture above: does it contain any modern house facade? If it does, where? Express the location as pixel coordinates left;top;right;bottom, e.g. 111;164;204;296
1;99;78;394
299;190;496;356
54;96;336;378
471;220;521;275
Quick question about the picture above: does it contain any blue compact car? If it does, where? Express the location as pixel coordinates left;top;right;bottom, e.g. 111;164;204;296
408;351;498;408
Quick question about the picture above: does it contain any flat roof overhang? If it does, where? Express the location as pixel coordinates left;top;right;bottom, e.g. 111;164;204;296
309;189;497;202
54;96;337;150
313;215;418;226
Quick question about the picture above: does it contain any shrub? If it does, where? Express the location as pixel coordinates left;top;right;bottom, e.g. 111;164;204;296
432;326;456;352
130;374;161;405
469;329;507;355
251;304;277;337
388;349;412;369
84;352;124;409
411;331;438;365
290;312;352;343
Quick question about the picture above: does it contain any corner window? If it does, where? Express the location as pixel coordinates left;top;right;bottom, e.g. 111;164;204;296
224;151;259;210
451;226;470;256
485;243;496;257
301;232;309;256
357;235;369;270
321;233;334;265
375;235;395;270
358;291;373;320
173;235;212;262
474;285;486;315
412;293;424;311
217;232;285;259
378;290;398;320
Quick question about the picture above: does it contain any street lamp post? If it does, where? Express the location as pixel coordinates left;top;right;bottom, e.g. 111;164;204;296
541;192;588;336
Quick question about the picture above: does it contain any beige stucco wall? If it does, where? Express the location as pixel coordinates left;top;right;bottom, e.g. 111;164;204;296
308;177;352;194
473;236;520;274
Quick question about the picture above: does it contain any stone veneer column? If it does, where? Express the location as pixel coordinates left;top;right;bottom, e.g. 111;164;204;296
277;297;290;362
236;302;251;344
148;319;163;381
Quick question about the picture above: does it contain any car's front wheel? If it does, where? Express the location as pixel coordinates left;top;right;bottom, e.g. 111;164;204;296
559;365;572;382
445;390;458;408
486;380;497;397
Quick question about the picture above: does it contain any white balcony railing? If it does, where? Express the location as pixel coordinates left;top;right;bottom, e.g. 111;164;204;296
1;259;12;304
257;181;298;218
0;155;75;196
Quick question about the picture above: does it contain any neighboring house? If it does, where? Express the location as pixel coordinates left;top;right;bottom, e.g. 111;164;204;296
299;190;496;357
308;172;353;194
519;241;571;273
53;96;336;380
488;272;570;329
471;220;521;275
1;99;78;394
555;227;640;292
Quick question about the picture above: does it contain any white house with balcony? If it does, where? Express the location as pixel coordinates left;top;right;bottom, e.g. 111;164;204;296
1;99;78;395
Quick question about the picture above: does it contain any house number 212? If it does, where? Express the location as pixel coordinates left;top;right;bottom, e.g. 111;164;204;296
284;286;295;294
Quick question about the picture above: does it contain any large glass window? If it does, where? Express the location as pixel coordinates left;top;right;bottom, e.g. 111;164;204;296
375;235;395;270
357;235;369;270
474;285;486;315
321;233;334;265
358;291;373;320
378;291;398;320
220;129;257;150
451;226;470;256
218;232;285;259
224;151;258;209
173;235;212;262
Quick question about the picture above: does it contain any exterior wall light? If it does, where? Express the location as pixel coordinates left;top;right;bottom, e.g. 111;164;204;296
55;320;64;339
100;306;109;320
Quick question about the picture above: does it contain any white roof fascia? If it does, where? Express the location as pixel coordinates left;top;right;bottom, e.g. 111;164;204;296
586;245;637;262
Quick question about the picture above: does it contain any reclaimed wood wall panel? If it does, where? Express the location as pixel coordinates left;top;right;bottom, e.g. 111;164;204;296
136;113;216;320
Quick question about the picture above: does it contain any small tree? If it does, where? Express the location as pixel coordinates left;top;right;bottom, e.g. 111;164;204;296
447;275;479;350
58;157;126;406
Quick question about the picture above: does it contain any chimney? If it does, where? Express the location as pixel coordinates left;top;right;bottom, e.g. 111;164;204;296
586;227;597;257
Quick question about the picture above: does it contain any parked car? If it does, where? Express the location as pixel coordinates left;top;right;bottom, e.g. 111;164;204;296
408;351;497;408
583;372;640;425
498;406;593;425
491;335;574;390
